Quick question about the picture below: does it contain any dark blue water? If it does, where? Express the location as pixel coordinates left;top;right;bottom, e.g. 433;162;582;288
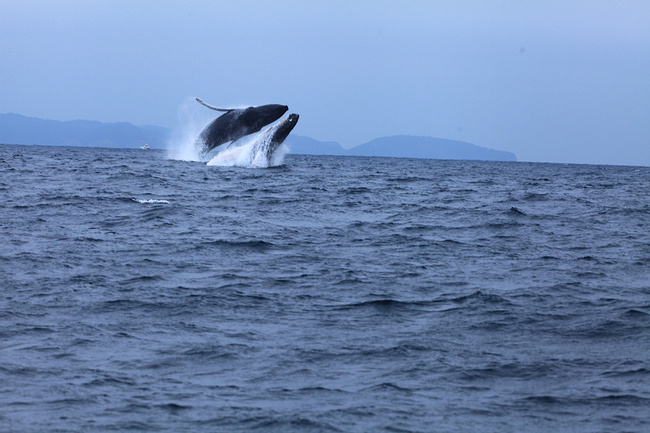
1;144;649;432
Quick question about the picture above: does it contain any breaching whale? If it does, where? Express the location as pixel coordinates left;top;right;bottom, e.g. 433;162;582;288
194;98;288;156
249;113;299;165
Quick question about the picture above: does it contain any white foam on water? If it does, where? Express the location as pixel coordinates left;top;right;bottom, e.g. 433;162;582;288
133;199;170;204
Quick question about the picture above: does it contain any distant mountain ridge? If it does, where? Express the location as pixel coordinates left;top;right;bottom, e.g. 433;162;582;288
286;134;516;161
0;113;168;149
0;113;516;161
349;135;516;161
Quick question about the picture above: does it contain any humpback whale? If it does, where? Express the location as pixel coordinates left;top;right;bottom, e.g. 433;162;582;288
195;98;288;156
249;113;299;165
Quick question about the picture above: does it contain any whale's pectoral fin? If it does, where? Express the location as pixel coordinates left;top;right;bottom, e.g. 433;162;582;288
196;98;234;112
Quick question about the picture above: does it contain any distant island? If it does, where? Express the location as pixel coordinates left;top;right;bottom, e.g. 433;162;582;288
0;113;516;162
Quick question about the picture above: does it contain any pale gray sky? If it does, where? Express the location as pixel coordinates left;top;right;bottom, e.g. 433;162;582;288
1;0;649;165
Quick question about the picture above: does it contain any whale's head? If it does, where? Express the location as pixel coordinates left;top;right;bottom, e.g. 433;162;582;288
270;113;299;145
245;104;289;131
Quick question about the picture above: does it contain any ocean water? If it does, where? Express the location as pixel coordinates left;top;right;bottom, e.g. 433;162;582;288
1;143;649;432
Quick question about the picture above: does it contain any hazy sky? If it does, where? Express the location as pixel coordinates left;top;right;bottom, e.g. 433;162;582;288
2;1;649;165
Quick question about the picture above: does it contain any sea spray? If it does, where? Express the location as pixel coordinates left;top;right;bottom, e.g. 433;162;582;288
166;97;214;162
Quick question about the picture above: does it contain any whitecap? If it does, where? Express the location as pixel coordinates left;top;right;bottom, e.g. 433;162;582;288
133;199;170;204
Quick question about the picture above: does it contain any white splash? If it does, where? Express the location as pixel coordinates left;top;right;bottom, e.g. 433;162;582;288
166;97;214;162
